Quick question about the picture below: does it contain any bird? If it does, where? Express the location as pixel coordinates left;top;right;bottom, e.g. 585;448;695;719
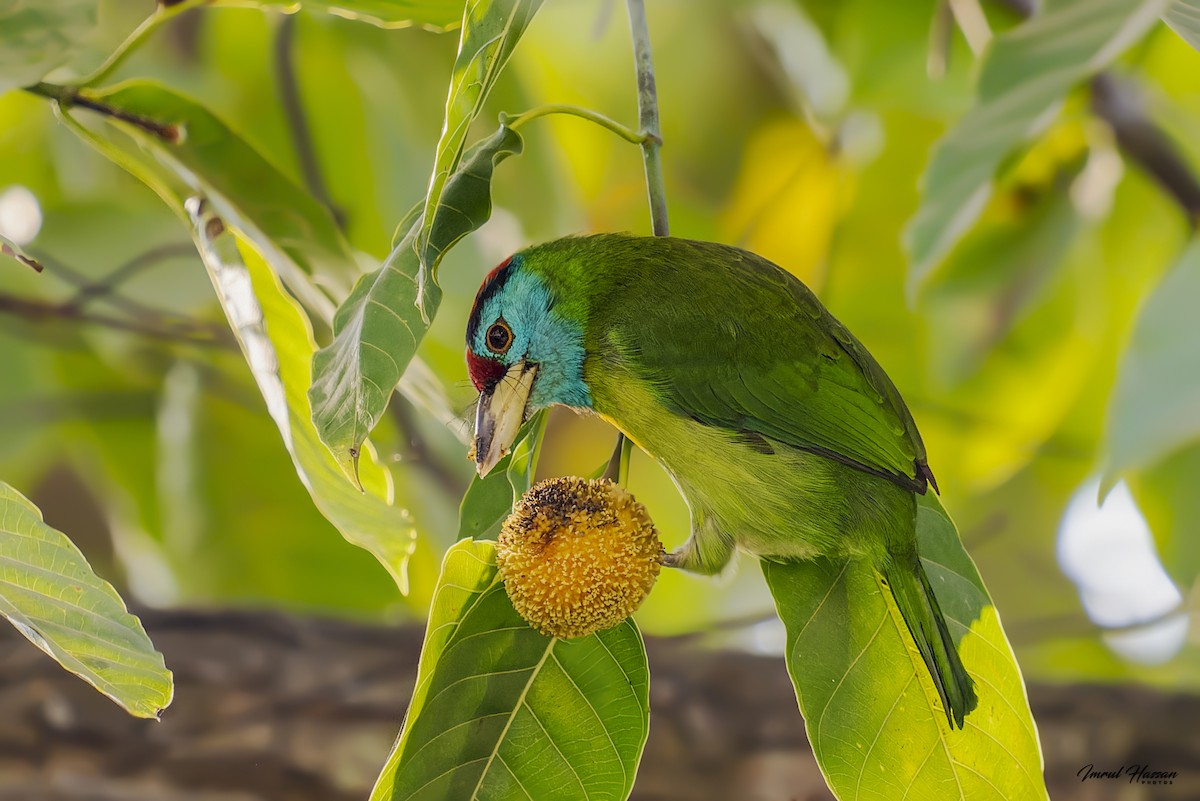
464;233;977;728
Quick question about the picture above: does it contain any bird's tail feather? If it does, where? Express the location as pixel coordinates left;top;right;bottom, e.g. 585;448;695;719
882;556;978;729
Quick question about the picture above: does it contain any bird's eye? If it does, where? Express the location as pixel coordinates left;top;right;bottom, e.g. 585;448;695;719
486;320;513;354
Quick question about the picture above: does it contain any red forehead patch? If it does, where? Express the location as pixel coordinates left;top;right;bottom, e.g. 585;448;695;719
466;348;506;392
482;256;512;286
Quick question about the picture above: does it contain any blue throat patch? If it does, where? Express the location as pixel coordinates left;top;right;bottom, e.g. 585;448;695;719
470;255;593;411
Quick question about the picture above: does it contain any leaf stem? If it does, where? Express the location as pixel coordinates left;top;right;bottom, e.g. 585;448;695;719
601;433;633;484
626;0;669;238
605;0;670;486
77;0;208;88
503;104;649;144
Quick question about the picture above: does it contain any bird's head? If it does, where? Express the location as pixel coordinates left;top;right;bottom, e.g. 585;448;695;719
466;252;591;477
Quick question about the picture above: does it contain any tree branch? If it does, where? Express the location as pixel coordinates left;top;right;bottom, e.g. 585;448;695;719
25;83;181;143
985;0;1200;224
0;291;231;348
1091;73;1200;225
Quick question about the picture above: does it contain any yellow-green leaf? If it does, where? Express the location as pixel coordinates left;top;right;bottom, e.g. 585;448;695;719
188;199;417;593
763;494;1047;801
0;481;172;719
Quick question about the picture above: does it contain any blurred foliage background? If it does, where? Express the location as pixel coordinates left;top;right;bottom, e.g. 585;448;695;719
3;0;1200;701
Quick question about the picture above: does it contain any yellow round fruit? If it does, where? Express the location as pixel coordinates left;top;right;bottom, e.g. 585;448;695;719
497;476;664;639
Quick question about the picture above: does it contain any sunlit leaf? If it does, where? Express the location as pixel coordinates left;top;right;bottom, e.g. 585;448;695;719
905;0;1169;296
188;199;417;593
371;539;649;801
310;124;524;472
416;0;543;300
0;481;172;718
1104;241;1200;485
237;0;465;30
763;494;1047;801
83;81;355;313
1165;0;1200;51
0;0;97;95
66;81;462;471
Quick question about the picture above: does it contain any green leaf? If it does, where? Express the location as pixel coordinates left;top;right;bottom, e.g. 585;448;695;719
1165;0;1200;51
83;81;355;314
763;494;1047;801
1104;240;1200;486
239;0;466;30
310;123;524;468
372;539;650;801
309;0;544;469
416;0;543;298
188;199;417;593
1128;442;1200;587
65;81;462;471
458;466;515;541
457;412;546;540
0;481;172;719
0;0;97;95
904;0;1169;296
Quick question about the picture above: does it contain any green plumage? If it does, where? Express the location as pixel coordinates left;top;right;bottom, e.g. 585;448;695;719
497;234;977;727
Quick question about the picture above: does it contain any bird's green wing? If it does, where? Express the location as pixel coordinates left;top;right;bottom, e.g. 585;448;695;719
611;239;933;493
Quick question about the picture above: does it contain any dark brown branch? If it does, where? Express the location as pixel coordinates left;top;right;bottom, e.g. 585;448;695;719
1091;73;1200;225
33;245;205;330
25;83;182;143
987;0;1200;224
989;0;1036;17
67;242;200;307
0;291;231;348
1;242;44;272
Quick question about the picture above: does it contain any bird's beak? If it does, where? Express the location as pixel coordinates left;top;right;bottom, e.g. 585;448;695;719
473;360;538;477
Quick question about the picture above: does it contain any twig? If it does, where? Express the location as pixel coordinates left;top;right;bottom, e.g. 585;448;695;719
1091;73;1200;225
504;104;650;144
0;291;230;348
34;243;200;319
626;0;669;237
947;0;992;54
273;14;344;227
31;248;225;341
25;83;181;142
1;242;43;272
604;0;669;485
